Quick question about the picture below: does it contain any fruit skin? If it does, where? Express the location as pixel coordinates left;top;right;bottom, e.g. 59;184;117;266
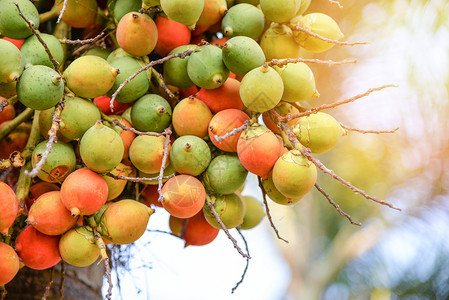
169;211;219;246
240;196;265;230
273;62;318;102
138;163;176;185
131;94;172;133
129;135;170;174
155;16;191;57
163;44;199;88
60;168;109;217
203;193;245;229
0;181;18;234
197;0;227;28
31;140;76;183
170;135;211;176
222;3;265;40
21;33;64;68
196;78;244;113
105;115;136;159
0;242;19;286
262;173;302;205
187;45;230;89
208;108;250;152
111;0;141;22
262;102;299;135
259;0;300;23
116;12;158;57
101;163;135;201
0;122;30;159
0;102;15;125
94;95;131;115
0;81;17;98
15;226;61;270
0;0;40;39
203;154;248;195
108;57;150;103
55;0;97;28
2;37;24;49
240;65;284;113
59;226;100;267
172;96;213;137
64;56;119;99
292;112;343;154
160;0;205;28
17;65;64;110
26;182;60;211
27;191;77;236
106;48;135;63
99;199;154;245
222;36;266;77
84;47;112;60
272;149;317;199
80;121;125;173
162;175;206;218
0;39;25;84
297;0;311;15
141;184;163;208
260;23;300;61
237;124;281;179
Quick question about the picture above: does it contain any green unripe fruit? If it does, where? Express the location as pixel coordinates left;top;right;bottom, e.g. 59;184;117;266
235;0;259;5
80;121;125;173
21;34;64;68
240;196;265;230
0;0;40;39
64;56;119;98
59;227;100;267
139;163;176;185
163;44;198;88
222;4;264;40
222;36;265;77
0;81;17;98
260;23;300;61
84;47;111;60
31;141;76;183
131;94;172;133
111;0;142;22
273;62;318;102
240;65;284;113
297;0;311;15
160;0;205;28
106;48;135;63
129;135;169;174
203;154;248;195
17;65;64;110
121;106;133;126
262;174;302;205
108;57;150;103
272;150;317;199
0;39;24;84
170;135;211;176
260;0;300;23
187;45;229;89
204;194;245;229
292;112;344;154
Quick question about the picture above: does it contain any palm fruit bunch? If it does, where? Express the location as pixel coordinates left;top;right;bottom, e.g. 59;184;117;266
0;0;387;292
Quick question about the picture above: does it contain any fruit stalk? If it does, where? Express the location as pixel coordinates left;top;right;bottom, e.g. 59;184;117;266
0;108;33;141
157;126;172;202
94;231;113;300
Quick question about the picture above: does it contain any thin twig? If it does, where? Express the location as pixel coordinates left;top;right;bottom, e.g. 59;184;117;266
340;123;399;134
206;200;250;259
315;184;361;226
61;30;107;45
25;100;64;177
157;126;172;203
146;229;183;239
111;119;166;137
270;58;356;67
59;261;65;300
94;232;113;300
110;50;194;110
107;173;175;183
41;267;55;300
257;176;289;243
214;120;251;142
57;0;68;23
284;85;398;121
294;25;369;47
329;0;343;8
232;227;250;293
287;101;307;113
15;3;60;72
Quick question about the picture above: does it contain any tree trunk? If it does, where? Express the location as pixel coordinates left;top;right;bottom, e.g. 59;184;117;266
3;261;104;300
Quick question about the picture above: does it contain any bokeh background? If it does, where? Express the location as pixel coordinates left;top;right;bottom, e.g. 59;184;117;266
106;0;449;299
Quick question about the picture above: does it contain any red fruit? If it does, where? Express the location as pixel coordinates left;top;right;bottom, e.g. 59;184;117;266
141;184;163;208
116;12;158;56
28;191;77;236
196;78;244;113
192;25;209;36
0;242;19;286
212;37;228;46
0;182;18;235
155;16;191;57
190;33;207;46
162;175;206;219
26;182;60;211
94;95;131;116
237;124;281;179
60;169;108;217
15;226;61;270
0;101;15;125
169;211;219;247
208;109;250;152
0;122;31;159
179;86;199;99
2;37;24;49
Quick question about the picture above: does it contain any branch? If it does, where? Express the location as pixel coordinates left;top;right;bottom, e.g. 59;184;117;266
314;184;361;226
329;0;343;8
214;120;251;142
340;123;399;134
61;29;107;45
94;232;113;300
231;227;250;293
15;3;60;72
41;267;55;300
59;261;65;300
293;25;368;47
0;107;33;141
57;0;68;23
106;172;175;183
111;119;166;137
257;176;289;243
205;200;250;259
110;50;194;110
146;229;183;239
270;57;356;67
157;126;172;203
16;161;32;214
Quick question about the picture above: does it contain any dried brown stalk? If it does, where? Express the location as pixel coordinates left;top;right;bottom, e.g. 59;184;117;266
61;30;107;45
57;0;68;23
213;120;251;142
157;126;172;203
329;0;343;8
293;25;368;47
41;267;55;300
340;123;399;134
231;227;250;293
107;173;175;183
270;57;356;67
111;119;167;137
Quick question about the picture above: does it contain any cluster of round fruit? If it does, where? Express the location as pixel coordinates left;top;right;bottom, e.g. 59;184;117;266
0;0;348;289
